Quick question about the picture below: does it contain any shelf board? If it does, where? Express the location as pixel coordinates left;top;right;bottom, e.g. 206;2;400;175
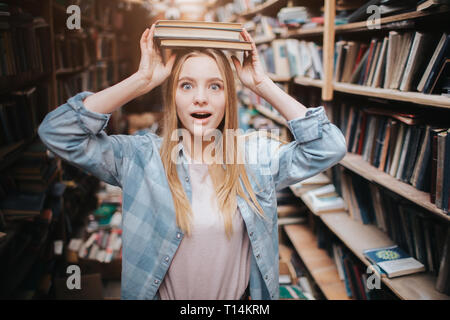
284;6;450;37
294;76;323;88
240;0;287;19
286;27;324;38
333;82;450;109
267;73;291;82
339;153;449;221
320;212;450;300
284;224;351;300
254;104;287;127
254;35;275;45
335;5;450;34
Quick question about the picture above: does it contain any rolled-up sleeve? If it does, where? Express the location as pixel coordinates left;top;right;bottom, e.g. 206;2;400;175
269;106;347;191
38;92;135;187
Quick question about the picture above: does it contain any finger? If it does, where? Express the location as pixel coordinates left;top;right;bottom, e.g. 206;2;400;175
140;28;149;52
148;24;156;51
165;53;176;71
231;55;242;74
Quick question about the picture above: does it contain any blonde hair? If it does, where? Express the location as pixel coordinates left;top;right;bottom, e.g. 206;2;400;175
159;49;286;238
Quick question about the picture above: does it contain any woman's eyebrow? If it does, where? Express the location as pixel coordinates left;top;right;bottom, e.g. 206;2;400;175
178;76;223;82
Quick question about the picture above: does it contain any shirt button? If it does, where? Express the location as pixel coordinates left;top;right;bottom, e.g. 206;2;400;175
256;254;260;259
185;176;189;182
164;256;169;262
265;275;268;280
176;233;182;239
154;279;160;284
249;232;254;237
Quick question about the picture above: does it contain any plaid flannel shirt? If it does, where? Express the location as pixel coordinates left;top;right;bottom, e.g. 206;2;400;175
38;91;346;300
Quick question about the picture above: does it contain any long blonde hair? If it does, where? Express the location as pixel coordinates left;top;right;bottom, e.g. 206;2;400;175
159;49;285;238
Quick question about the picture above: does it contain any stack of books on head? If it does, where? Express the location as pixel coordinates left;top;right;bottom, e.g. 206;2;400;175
153;20;252;51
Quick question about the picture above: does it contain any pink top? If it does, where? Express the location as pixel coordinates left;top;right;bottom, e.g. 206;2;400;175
158;161;251;300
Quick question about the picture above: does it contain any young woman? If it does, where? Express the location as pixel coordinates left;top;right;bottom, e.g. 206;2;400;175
38;25;346;300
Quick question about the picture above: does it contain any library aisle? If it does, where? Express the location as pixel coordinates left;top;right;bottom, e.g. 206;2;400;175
0;0;449;301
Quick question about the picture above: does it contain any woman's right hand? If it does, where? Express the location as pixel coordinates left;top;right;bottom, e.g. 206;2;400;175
136;24;176;94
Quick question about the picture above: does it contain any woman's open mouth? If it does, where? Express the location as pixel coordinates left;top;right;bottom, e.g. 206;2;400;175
191;112;212;124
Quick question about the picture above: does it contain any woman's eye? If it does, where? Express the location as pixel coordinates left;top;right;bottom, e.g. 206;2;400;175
181;83;192;90
210;83;221;90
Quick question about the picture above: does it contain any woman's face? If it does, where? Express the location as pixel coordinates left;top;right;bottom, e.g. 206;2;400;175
175;55;226;138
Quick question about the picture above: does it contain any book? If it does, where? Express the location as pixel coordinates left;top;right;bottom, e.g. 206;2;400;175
154;26;242;41
417;33;448;92
156;20;243;30
422;34;450;93
158;38;252;51
303;184;347;214
363;245;425;278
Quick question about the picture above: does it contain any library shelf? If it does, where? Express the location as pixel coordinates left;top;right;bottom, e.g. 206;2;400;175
283;223;351;300
267;73;291;82
339;153;450;222
254;34;276;45
333;82;450;109
0;141;26;172
334;5;450;34
285;5;450;38
55;64;92;76
320;212;450;300
253;103;287;126
0;72;51;96
240;0;287;19
293;76;323;88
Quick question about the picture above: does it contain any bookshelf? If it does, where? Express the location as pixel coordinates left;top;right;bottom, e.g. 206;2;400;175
0;0;139;299
216;0;450;300
340;153;450;221
320;212;450;300
283;224;351;300
333;82;450;109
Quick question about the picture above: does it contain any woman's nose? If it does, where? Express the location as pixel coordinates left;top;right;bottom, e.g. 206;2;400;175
193;88;207;105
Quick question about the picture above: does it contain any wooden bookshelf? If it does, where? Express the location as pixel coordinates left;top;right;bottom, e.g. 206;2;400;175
294;76;323;88
254;34;276;45
240;0;287;19
333;82;450;109
267;73;291;82
320;212;450;300
284;224;351;300
339;153;450;222
334;5;450;34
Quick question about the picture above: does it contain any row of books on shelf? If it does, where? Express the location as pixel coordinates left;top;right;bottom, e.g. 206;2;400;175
312;217;398;299
335;32;450;95
0;6;52;78
67;182;123;264
333;0;448;24
326;101;450;211
0;84;50;149
54;0;116;28
290;169;450;295
331;167;450;294
55;31;115;72
0;140;59;220
0;160;101;298
257;39;323;79
56;61;114;105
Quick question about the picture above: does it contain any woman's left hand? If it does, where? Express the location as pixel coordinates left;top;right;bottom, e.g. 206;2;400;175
231;29;271;96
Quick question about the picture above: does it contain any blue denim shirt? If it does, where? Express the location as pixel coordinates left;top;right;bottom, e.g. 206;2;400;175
38;91;346;300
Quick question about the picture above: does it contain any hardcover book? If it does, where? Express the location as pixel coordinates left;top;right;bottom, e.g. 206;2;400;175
363;245;425;278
